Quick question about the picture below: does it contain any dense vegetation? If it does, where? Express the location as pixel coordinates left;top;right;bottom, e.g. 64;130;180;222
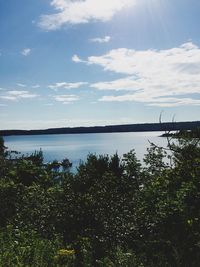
161;128;200;139
0;134;200;266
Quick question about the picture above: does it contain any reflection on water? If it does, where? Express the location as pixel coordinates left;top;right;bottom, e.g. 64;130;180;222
4;132;168;169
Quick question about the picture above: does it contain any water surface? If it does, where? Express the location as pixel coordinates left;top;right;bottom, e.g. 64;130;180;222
4;132;167;168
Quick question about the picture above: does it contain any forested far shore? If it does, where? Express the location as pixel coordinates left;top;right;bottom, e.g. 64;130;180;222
1;120;200;136
161;128;200;138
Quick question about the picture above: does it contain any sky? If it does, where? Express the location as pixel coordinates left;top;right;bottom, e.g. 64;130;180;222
0;0;200;130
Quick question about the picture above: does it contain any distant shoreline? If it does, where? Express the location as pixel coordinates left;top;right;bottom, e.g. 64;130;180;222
161;128;200;139
1;121;200;137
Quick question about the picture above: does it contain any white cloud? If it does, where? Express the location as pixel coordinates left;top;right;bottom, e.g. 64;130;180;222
81;42;200;107
0;90;38;101
38;0;136;30
90;35;111;43
17;83;26;87
72;54;85;63
54;94;79;104
148;98;200;107
99;95;200;107
91;76;140;91
17;84;40;89
49;82;87;90
32;84;40;89
44;103;54;106
21;48;31;56
17;83;40;89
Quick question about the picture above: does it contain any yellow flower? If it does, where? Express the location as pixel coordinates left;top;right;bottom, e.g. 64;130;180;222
57;249;75;256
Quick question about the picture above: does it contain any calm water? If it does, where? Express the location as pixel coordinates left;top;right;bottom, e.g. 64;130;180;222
4;132;167;168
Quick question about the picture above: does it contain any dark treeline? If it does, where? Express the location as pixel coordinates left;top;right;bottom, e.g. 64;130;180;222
0;134;200;266
162;128;200;139
1;120;200;136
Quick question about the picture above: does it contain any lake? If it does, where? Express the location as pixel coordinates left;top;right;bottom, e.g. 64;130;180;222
4;132;168;169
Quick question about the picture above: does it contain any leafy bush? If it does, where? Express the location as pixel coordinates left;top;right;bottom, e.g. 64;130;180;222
0;226;61;267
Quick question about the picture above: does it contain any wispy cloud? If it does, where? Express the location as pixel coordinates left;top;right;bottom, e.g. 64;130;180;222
72;54;85;63
0;90;38;101
21;48;31;56
49;82;88;90
17;83;40;89
53;94;79;104
91;76;140;91
77;42;200;107
17;83;26;87
90;35;111;43
44;103;54;106
32;84;40;89
99;95;200;107
38;0;136;30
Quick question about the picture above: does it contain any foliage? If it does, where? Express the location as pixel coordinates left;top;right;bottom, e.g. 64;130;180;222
161;128;200;139
0;135;200;266
0;225;61;267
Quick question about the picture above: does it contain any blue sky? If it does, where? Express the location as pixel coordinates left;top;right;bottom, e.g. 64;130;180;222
0;0;200;130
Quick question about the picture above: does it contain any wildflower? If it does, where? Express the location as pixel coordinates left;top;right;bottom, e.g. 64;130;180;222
54;249;75;265
57;249;75;256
